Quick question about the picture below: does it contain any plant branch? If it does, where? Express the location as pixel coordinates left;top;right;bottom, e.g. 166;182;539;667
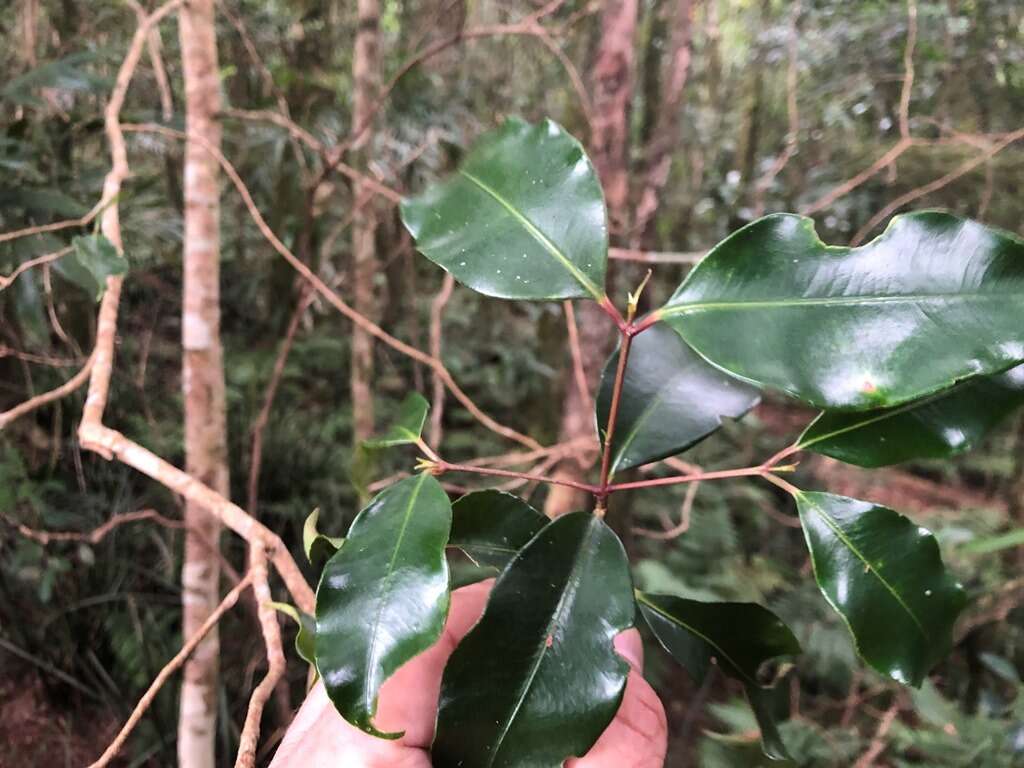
10;508;183;545
0;245;72;290
234;548;285;768
436;460;601;495
595;332;633;506
124;122;542;451
86;572;254;768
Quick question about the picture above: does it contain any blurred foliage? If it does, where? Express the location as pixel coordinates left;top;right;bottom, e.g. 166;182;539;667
2;0;1024;765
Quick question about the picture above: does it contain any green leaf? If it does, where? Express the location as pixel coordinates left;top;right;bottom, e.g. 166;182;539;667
400;117;608;301
54;234;127;301
596;323;760;475
794;492;967;686
314;474;452;738
268;601;316;667
660;212;1024;409
433;512;634;767
302;509;343;567
448;490;547;572
797;364;1024;467
637;592;800;760
363;393;429;448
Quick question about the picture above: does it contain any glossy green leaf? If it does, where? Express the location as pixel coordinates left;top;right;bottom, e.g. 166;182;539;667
302;508;343;567
596;323;760;475
797;364;1024;467
448;490;547;576
363;393;429;448
433;512;634;767
795;492;967;686
315;474;452;738
401;117;608;301
637;592;800;760
54;234;127;301
660;212;1024;409
269;601;316;667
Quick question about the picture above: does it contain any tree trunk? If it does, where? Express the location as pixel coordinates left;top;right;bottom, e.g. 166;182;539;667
178;2;228;766
544;0;639;518
633;0;697;246
589;0;640;232
350;0;381;446
20;0;39;69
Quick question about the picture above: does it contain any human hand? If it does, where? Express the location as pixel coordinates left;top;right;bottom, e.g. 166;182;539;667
270;580;667;767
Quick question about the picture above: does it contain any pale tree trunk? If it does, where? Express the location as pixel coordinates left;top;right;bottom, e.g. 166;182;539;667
20;0;39;69
350;0;380;446
178;2;228;766
544;0;639;518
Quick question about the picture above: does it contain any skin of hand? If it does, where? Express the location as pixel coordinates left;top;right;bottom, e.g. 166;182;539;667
270;580;668;768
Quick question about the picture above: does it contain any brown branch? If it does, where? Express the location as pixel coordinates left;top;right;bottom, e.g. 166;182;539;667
753;0;801;217
0;212;101;246
852;705;899;768
429;273;456;445
338;0;584;159
608;246;704;264
801;137;917;216
563;301;593;423
632;479;699;539
234;548;285;768
0;245;72;290
128;0;173;121
0;345;81;367
11;508;184;545
125;122;541;450
800;0;918;216
851;125;1024;244
247;287;313;516
0;350;95;430
87;572;255;768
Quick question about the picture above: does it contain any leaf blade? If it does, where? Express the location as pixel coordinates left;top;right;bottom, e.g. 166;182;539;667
55;234;127;301
637;592;799;760
448;490;547;574
314;474;451;737
596;323;760;475
660;212;1024;409
797;364;1024;466
363;393;429;449
433;512;634;768
795;492;966;686
401;118;608;301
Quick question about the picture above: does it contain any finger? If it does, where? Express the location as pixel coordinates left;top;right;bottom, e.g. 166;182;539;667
566;669;668;768
269;683;432;768
374;579;493;747
613;628;644;673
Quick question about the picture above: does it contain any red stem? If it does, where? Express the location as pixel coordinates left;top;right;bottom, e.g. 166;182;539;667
597;294;629;333
627;310;661;337
606;466;769;492
596;331;633;501
763;442;800;469
438;461;601;494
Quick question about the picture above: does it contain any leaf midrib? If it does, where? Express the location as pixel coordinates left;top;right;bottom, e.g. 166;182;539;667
362;474;426;714
798;394;942;450
663;290;1022;318
802;497;928;639
488;519;597;767
458;168;603;300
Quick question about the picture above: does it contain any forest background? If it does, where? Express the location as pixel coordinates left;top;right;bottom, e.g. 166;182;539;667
2;0;1024;765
